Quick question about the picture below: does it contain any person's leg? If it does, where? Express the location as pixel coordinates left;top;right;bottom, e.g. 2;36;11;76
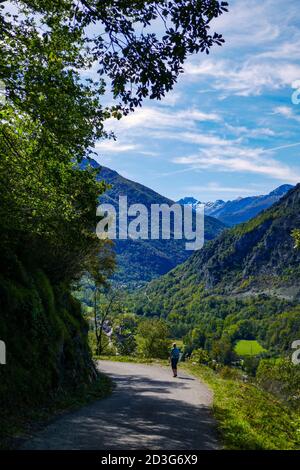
171;359;178;376
174;360;178;377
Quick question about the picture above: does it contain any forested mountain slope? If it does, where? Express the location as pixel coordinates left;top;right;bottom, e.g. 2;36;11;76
82;159;226;286
136;184;300;316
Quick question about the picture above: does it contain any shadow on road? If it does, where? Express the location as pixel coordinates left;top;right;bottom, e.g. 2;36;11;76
22;369;219;450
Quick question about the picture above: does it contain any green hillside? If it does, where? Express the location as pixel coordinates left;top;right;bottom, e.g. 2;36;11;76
132;185;300;355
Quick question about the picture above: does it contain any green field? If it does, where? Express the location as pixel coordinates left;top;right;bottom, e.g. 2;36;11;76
235;340;266;356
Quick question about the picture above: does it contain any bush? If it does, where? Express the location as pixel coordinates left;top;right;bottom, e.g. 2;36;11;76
88;330;115;356
242;356;261;376
190;348;210;365
112;314;138;356
256;358;300;408
136;318;170;359
114;335;137;356
212;338;237;365
219;366;241;380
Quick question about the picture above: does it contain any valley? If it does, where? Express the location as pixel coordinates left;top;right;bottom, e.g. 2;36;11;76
1;0;300;455
78;182;300;450
82;158;226;287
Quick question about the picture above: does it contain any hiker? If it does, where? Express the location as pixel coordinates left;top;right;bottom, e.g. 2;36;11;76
170;342;180;377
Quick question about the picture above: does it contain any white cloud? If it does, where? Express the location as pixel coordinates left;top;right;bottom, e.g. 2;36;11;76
93;0;300;194
273;106;300;123
147;129;236;147
105;106;221;134
156;91;182;107
182;0;300;97
175;131;233;147
186;183;263;196
94;140;138;153
257;41;300;60
210;0;282;47
173;145;300;183
225;124;276;137
265;141;300;152
185;59;300;96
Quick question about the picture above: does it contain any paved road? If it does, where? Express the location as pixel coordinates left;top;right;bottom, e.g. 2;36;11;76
22;361;220;450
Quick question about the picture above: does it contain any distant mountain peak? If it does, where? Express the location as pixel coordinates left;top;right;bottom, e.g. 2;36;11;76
204;199;226;213
269;184;294;197
177;197;199;207
178;184;294;226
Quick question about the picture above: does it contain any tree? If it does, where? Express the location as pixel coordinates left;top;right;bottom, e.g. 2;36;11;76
1;1;228;117
92;286;124;356
0;1;115;287
136;318;170;359
0;0;228;284
112;313;138;356
211;338;237;366
242;356;260;376
0;0;228;407
191;348;210;365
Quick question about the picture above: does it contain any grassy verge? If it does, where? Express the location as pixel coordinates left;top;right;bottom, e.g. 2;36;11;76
0;372;113;450
182;362;300;450
96;354;169;365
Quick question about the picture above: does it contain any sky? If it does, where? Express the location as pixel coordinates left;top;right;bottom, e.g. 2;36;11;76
93;0;300;202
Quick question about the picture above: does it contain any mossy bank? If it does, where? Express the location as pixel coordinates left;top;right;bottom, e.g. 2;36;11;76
0;251;107;447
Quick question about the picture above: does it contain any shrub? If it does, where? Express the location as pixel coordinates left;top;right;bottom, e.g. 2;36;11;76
88;330;114;356
190;348;210;365
219;366;241;380
212;338;237;365
114;335;137;356
136;318;170;359
242;356;261;376
256;358;300;408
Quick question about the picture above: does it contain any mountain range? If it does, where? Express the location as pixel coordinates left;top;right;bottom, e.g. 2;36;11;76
82;159;298;288
178;184;294;226
137;184;300;318
131;184;300;363
82;159;225;286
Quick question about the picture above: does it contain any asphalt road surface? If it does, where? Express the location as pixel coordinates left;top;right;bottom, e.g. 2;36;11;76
22;361;220;450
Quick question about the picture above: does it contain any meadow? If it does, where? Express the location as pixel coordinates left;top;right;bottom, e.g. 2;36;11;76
235;340;266;356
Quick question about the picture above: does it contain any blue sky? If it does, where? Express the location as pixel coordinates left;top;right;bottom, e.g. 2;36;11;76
94;0;300;202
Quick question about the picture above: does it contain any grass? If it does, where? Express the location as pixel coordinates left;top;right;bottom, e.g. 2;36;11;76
235;339;266;356
0;372;113;450
96;354;169;365
182;362;300;450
